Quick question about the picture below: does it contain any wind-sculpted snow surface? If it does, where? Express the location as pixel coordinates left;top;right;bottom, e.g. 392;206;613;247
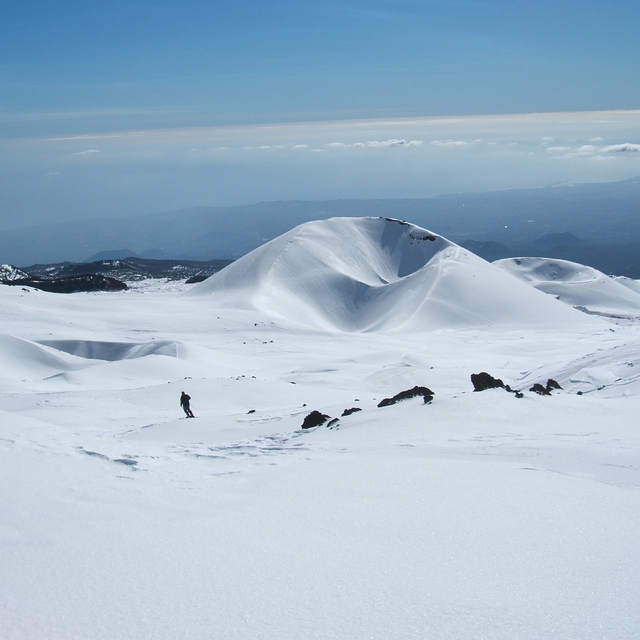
494;257;640;318
191;217;591;331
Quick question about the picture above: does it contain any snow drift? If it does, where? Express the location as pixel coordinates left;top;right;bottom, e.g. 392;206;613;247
494;257;640;317
191;217;594;331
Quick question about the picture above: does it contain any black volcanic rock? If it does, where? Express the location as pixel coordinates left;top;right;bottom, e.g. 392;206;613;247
377;386;434;407
471;372;505;392
301;411;331;429
530;379;563;395
472;372;523;397
341;407;362;417
529;383;551;396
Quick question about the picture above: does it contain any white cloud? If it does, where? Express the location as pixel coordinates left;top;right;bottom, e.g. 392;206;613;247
430;139;476;147
589;137;604;142
600;143;640;153
546;146;571;153
76;149;100;155
326;139;422;149
575;145;596;153
293;144;308;149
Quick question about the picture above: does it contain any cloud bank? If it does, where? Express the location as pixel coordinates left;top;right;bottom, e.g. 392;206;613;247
1;110;639;229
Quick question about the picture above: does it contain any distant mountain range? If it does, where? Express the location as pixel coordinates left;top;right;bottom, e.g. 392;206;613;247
0;176;638;271
21;257;232;282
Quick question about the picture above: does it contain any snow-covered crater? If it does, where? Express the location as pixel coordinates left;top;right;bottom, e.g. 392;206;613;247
190;217;594;332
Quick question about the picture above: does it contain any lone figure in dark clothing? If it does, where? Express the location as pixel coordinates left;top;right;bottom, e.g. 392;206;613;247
180;391;195;418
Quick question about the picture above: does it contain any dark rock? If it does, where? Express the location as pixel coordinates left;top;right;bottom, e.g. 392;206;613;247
409;232;437;242
342;407;362;417
529;378;562;396
546;378;562;391
301;410;331;429
377;386;434;407
327;418;339;428
471;372;524;397
247;409;255;414
529;383;551;396
471;372;505;392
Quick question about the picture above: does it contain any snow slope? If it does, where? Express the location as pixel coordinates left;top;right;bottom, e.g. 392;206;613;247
191;217;592;331
1;236;639;640
494;257;640;318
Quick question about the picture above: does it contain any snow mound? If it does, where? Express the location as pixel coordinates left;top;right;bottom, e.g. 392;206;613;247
494;257;640;317
190;217;593;331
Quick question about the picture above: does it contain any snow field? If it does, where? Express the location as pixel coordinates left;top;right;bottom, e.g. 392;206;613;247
1;217;640;639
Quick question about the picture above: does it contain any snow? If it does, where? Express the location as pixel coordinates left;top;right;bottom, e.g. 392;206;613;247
0;264;29;282
1;220;640;640
192;217;594;331
494;256;640;319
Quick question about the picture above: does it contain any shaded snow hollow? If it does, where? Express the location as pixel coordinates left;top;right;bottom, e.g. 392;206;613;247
191;217;593;331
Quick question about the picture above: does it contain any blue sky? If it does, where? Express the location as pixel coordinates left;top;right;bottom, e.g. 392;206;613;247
1;1;639;228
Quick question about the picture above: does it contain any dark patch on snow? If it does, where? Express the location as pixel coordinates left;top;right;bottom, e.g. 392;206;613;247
247;409;256;414
6;274;127;293
530;379;563;395
113;458;138;466
409;232;436;242
471;372;505;392
185;273;209;284
471;372;522;397
342;407;362;417
377;386;434;407
301;410;331;429
382;217;410;226
82;450;110;460
327;418;339;428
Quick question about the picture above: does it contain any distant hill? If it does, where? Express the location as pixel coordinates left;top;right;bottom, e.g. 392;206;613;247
1;176;638;267
22;257;233;282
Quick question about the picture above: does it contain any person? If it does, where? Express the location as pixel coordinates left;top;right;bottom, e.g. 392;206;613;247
180;391;195;418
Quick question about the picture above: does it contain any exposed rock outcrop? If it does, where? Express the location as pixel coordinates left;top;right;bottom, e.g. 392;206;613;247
377;386;434;407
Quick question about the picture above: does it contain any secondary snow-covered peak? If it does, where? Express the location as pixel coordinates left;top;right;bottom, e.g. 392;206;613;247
493;257;599;285
494;257;640;317
191;217;595;332
0;264;29;282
